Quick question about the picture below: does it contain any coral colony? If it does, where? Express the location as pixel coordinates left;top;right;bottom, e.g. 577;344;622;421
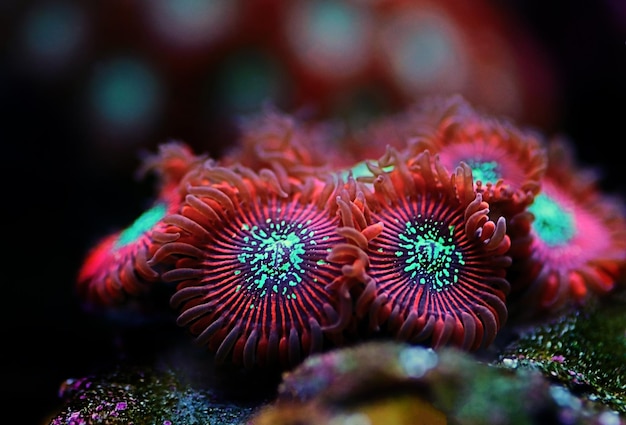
76;95;626;371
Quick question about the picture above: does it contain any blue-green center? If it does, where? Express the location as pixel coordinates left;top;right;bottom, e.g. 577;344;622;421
115;203;167;248
466;159;501;185
396;216;464;291
236;218;316;299
339;161;394;182
528;192;575;247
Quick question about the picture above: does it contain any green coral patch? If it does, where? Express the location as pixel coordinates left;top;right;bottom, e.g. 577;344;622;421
497;293;626;414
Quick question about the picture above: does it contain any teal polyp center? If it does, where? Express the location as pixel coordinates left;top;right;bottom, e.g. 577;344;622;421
236;218;315;299
396;216;464;291
528;193;575;247
115;203;167;249
466;159;501;184
340;161;395;182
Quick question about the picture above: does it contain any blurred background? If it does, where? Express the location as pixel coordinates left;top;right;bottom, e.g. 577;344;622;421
2;0;625;422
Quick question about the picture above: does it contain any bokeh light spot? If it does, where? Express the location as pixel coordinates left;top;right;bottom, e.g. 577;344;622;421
213;50;287;113
287;0;372;78
17;2;86;74
380;7;468;94
145;0;237;49
88;57;162;135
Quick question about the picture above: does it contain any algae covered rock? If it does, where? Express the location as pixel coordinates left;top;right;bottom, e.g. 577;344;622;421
47;364;261;425
497;292;626;415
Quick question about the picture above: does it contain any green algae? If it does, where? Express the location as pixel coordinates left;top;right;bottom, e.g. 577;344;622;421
498;293;626;414
49;366;258;425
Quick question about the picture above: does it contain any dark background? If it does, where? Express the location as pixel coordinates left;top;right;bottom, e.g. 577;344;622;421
2;1;625;423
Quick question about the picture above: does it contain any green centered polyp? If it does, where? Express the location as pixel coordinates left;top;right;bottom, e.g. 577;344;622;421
115;202;167;249
528;192;575;248
371;211;465;293
203;201;343;321
236;218;322;299
466;158;501;185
